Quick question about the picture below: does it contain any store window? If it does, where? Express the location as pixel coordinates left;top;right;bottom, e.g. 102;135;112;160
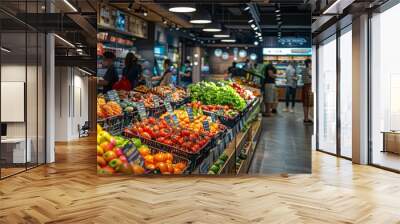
370;3;400;171
317;35;337;154
339;27;352;158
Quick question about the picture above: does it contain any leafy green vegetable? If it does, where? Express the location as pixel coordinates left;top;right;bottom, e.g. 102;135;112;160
188;81;247;111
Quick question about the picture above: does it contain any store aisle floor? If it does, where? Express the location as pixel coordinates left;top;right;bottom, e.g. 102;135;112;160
249;103;312;174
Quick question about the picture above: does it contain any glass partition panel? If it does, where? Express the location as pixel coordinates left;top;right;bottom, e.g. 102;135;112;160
317;35;337;154
371;3;400;171
339;28;352;158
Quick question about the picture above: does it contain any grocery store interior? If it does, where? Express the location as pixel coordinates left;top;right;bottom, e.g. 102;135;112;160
1;0;400;222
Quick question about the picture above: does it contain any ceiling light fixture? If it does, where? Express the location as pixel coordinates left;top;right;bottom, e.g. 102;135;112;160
143;10;148;16
254;41;259;46
221;39;236;43
54;34;75;48
63;0;78;12
203;23;222;32
248;19;254;23
169;4;196;13
250;24;256;28
275;3;280;13
244;5;250;11
190;10;212;24
214;33;231;38
1;47;11;53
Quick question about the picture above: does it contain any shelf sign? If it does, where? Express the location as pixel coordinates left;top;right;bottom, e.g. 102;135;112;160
171;114;179;126
106;90;120;102
165;93;172;102
153;96;160;107
164;115;172;125
123;144;139;163
203;120;210;132
211;113;216;123
164;101;173;114
136;102;147;120
186;107;194;122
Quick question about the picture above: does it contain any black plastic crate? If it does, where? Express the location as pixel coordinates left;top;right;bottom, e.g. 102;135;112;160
124;131;212;172
203;111;241;128
122;111;139;128
98;115;124;135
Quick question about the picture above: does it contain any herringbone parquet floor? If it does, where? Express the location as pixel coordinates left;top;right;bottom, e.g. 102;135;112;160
0;137;400;224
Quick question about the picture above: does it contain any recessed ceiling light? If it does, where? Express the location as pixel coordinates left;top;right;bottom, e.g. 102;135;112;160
244;6;250;11
254;41;259;46
169;6;196;13
248;19;254;23
191;19;212;24
275;9;280;13
250;24;256;28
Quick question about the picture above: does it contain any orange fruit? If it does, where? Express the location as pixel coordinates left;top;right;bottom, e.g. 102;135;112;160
158;162;168;173
175;162;186;170
145;163;155;170
165;153;173;161
173;167;183;174
139;146;150;157
154;153;166;163
166;163;174;173
144;155;154;164
132;164;145;175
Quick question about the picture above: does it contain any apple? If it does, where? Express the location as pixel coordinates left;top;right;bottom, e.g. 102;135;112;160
103;151;117;162
98;166;114;175
108;158;123;171
109;137;116;148
118;162;132;174
97;156;107;167
119;155;128;163
97;145;104;156
113;147;123;157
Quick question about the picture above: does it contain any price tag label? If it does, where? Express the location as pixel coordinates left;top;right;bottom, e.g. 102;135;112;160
135;102;147;120
122;144;139;163
106;90;120;102
165;93;173;103
153;96;160;108
203;120;210;132
171;114;179;126
186;107;194;122
211;113;217;123
164;101;173;114
169;83;176;91
164;116;172;125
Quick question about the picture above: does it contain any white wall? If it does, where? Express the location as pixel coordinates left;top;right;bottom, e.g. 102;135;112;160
54;67;89;141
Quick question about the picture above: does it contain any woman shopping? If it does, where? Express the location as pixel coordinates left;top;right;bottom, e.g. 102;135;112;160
152;59;174;86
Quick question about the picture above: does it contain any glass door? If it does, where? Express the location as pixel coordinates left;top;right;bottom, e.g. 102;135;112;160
317;35;337;154
339;27;352;158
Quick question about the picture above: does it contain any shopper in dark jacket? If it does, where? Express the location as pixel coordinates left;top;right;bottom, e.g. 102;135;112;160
98;51;118;93
122;53;142;89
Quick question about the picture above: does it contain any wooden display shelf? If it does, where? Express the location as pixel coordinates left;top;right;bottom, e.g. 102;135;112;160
236;118;262;175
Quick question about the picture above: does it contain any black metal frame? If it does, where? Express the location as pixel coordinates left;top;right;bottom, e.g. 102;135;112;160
0;0;48;180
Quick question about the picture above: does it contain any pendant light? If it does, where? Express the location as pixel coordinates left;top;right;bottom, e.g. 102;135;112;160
190;9;212;24
169;4;196;13
203;23;222;32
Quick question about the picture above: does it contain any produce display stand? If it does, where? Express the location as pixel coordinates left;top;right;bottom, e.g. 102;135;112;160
97;82;263;175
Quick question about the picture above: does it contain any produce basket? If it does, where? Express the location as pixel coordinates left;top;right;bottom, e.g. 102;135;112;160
122;111;139;128
147;147;191;174
98;115;124;135
203;111;241;128
147;105;167;117
171;96;190;109
124;131;212;172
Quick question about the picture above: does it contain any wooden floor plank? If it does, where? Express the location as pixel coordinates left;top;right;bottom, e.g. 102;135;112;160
0;137;399;223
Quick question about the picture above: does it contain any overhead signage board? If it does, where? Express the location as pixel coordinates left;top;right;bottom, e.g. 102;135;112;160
262;48;312;56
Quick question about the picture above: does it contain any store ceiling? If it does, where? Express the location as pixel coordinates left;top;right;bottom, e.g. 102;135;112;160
109;0;311;45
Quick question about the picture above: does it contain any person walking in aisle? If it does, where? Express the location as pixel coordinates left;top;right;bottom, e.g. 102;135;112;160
122;53;142;89
302;59;312;123
180;60;192;87
283;62;297;112
262;64;278;117
152;59;174;86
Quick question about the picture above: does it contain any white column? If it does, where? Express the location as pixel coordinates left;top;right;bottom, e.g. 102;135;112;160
352;14;369;164
46;33;55;163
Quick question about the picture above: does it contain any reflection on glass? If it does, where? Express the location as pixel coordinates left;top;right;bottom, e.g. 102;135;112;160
340;29;352;158
371;4;400;171
318;36;337;154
